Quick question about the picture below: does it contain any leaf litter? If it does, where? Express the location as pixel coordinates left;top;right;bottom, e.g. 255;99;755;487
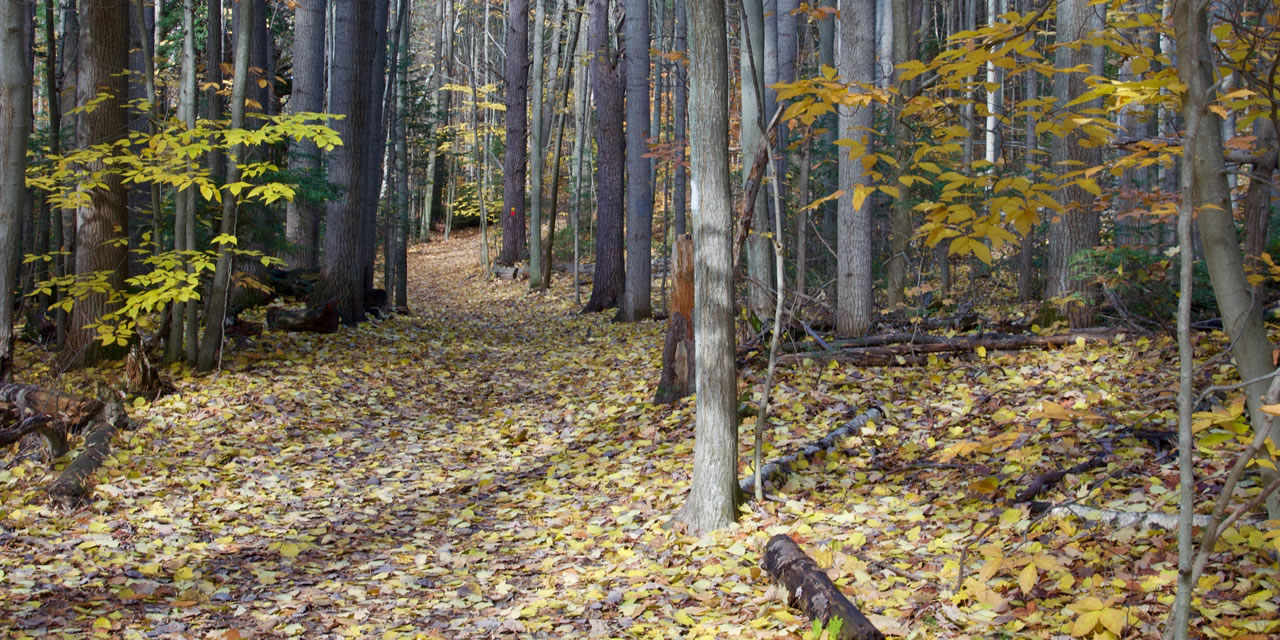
2;232;1278;639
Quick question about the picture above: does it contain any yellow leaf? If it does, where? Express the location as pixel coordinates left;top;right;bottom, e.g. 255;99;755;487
1071;610;1100;637
174;566;194;581
1018;563;1037;595
976;345;987;359
674;609;696;626
852;184;871;211
1099;608;1127;635
93;617;112;630
1260;403;1280;416
280;542;301;558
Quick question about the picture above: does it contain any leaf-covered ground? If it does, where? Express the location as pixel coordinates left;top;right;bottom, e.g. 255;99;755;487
3;232;1279;639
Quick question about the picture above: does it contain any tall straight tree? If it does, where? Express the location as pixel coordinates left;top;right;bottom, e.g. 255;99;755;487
0;0;31;379
740;0;770;320
835;0;875;337
1045;0;1103;327
197;0;253;372
285;0;326;269
392;0;411;309
671;0;687;236
583;0;625;312
500;0;530;266
528;0;548;287
618;0;653;321
675;0;737;534
63;0;129;368
206;0;224;181
168;0;198;364
317;0;378;324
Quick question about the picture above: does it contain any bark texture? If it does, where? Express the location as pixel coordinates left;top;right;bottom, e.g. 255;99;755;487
500;0;530;266
619;0;653;321
675;0;738;533
583;0;626;313
63;0;129;369
286;0;326;269
763;535;885;640
0;0;31;379
836;0;875;337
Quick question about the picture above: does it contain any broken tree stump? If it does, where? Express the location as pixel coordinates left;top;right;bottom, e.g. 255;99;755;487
655;235;695;404
763;534;885;640
267;298;341;333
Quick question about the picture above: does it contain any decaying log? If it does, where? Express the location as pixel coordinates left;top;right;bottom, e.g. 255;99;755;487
267;298;340;333
48;415;118;507
763;535;885;640
0;414;66;463
1;384;129;504
780;332;1121;366
267;267;320;298
740;406;884;498
655;235;695;404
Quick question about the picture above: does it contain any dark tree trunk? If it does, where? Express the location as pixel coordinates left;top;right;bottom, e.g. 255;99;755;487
763;535;885;640
672;0;687;236
0;0;32;380
500;0;530;266
63;0;129;369
582;0;625;313
286;0;325;268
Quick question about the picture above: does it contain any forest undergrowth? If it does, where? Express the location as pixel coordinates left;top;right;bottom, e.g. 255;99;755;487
2;232;1279;639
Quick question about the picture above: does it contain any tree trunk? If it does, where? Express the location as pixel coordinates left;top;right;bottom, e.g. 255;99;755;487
885;0;912;308
206;0;224;181
836;0;875;337
196;0;253;373
742;0;772;321
0;0;32;380
528;0;548;286
619;0;653;321
63;0;128;369
1172;0;1279;522
1045;0;1103;328
286;0;326;269
393;0;411;310
763;535;886;640
500;0;530;266
655;234;694;404
672;0;687;237
674;0;738;534
167;0;197;365
583;0;625;313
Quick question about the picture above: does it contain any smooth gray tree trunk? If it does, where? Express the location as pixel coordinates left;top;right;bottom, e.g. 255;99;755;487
528;0;548;287
675;0;739;534
620;0;653;320
836;0;875;337
197;0;252;372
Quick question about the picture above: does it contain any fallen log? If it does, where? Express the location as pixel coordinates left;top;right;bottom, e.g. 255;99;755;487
740;406;883;498
1013;453;1108;504
49;412;119;507
763;535;885;640
267;298;340;333
779;332;1122;366
0;383;106;432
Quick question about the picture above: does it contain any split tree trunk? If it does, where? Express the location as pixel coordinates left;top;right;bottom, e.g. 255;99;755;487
655;235;694;404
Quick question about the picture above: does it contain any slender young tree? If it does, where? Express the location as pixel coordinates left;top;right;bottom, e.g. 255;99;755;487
671;0;687;237
835;0;875;337
528;0;549;287
675;0;738;534
286;0;326;269
500;0;530;266
619;0;653;321
393;0;411;309
197;0;253;372
167;0;198;364
583;0;626;312
741;0;770;320
0;0;32;379
62;0;129;369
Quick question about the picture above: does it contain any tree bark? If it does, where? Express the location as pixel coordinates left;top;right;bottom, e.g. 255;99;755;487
583;0;626;313
672;0;687;236
500;0;530;266
1045;0;1103;328
1172;0;1279;522
741;0;773;321
0;0;31;380
763;535;885;640
197;0;253;372
836;0;875;337
286;0;326;269
528;0;548;285
619;0;653;321
62;0;129;369
655;235;694;404
674;0;738;534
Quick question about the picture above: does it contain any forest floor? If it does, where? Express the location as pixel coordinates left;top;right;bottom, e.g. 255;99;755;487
2;231;1279;639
